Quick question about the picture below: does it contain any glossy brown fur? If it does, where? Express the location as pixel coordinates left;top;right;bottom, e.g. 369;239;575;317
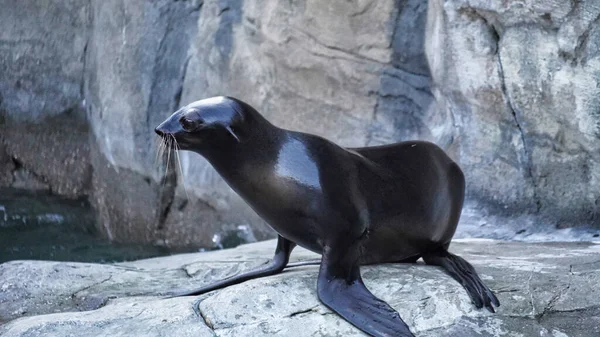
353;142;465;264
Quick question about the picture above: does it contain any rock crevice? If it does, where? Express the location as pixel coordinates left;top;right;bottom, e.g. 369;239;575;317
497;47;542;213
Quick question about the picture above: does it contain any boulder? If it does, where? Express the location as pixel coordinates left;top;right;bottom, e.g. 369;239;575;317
0;0;91;198
1;239;599;336
0;0;87;121
425;0;600;225
0;143;15;187
84;0;204;243
0;113;91;198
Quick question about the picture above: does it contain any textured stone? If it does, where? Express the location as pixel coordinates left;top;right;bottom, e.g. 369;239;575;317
0;143;15;187
9;169;49;192
0;0;91;198
1;239;599;336
182;0;400;144
84;0;202;243
1;296;214;337
371;0;436;145
425;0;600;225
500;26;600;225
0;112;91;198
0;0;88;121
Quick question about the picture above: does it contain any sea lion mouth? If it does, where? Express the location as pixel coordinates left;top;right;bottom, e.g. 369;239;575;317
154;127;166;137
156;132;175;150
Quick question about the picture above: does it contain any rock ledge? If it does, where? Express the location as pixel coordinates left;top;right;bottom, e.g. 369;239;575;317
1;239;599;337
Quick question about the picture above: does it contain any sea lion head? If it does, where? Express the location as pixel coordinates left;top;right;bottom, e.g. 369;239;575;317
155;96;245;152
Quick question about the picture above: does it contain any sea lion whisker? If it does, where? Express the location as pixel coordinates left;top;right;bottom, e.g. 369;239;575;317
158;137;165;162
162;137;172;189
158;139;166;172
154;137;163;166
172;135;189;200
157;136;166;162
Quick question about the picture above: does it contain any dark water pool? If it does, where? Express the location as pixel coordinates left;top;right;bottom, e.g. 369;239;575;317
4;188;596;264
0;188;184;264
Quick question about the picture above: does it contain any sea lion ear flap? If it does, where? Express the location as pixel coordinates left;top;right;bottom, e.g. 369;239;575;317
225;125;240;143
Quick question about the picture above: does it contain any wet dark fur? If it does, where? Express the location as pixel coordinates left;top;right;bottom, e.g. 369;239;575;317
155;96;499;337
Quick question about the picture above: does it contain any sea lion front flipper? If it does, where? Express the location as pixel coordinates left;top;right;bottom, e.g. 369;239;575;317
423;249;500;312
167;235;295;297
317;246;415;337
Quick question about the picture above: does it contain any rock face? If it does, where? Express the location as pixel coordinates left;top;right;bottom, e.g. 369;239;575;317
0;0;87;121
84;0;203;245
0;0;91;198
426;0;600;225
1;239;599;336
0;0;433;246
1;114;91;198
0;0;599;247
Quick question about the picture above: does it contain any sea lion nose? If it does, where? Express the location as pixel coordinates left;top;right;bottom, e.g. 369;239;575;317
155;127;164;136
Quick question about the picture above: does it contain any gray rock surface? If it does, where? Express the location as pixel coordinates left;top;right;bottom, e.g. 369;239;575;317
425;0;600;225
0;0;88;121
0;0;91;198
83;0;203;243
1;239;599;336
0;113;91;198
0;144;15;187
1;0;599;247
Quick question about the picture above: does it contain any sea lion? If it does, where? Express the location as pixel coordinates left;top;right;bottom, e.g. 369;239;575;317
155;96;499;337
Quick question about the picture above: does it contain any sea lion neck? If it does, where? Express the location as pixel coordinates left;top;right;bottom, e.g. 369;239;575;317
198;113;286;175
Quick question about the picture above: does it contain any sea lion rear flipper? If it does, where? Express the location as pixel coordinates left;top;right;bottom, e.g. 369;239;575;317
317;247;415;337
423;249;500;312
166;236;295;297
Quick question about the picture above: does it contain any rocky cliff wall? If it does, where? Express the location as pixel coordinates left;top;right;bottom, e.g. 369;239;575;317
426;0;600;225
0;0;597;247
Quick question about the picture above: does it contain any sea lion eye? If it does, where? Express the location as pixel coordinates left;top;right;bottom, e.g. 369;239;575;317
179;116;198;131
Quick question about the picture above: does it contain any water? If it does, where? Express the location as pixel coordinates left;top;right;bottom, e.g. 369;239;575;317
3;189;597;264
0;188;178;263
211;224;257;250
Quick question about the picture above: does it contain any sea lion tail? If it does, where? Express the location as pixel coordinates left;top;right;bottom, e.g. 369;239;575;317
423;249;500;312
